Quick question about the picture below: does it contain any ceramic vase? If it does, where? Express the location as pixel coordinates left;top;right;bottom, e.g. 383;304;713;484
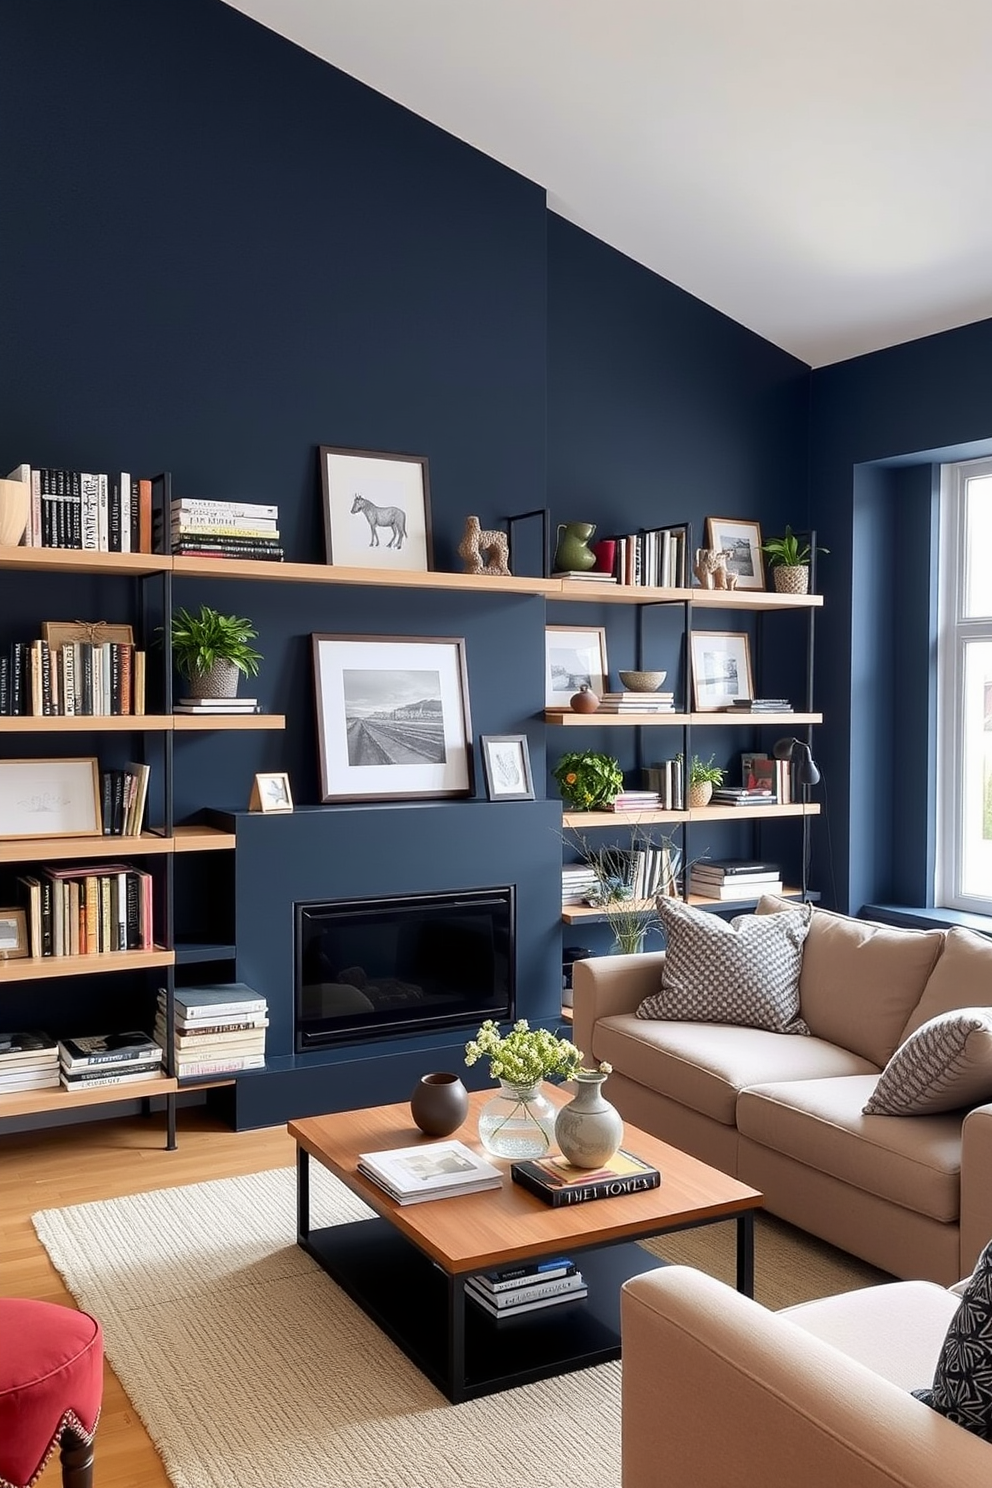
410;1072;469;1137
570;684;600;713
553;521;597;573
555;1069;624;1168
773;565;810;594
478;1079;557;1158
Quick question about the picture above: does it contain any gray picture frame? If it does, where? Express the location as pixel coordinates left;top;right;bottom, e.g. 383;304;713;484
480;734;535;801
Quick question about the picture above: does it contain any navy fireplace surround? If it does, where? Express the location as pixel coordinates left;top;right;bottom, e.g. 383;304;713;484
212;798;563;1129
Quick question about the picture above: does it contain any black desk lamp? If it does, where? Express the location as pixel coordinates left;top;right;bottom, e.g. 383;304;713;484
773;738;821;900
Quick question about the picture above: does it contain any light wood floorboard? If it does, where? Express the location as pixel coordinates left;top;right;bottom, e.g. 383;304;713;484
1;1108;296;1488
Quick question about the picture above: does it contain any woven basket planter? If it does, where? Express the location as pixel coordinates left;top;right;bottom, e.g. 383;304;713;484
773;565;810;595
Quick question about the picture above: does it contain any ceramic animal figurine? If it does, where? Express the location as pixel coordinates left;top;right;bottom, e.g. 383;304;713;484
693;546;738;590
458;515;511;576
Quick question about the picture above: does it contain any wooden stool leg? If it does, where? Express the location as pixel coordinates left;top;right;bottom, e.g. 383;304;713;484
59;1427;95;1488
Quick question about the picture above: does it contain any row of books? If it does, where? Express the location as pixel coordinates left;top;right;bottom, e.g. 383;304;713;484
154;984;268;1078
100;763;151;836
688;857;783;901
642;759;686;810
167;499;284;562
742;751;795;803
467;1258;587;1317
607;524;689;588
6;465;155;553
58;1031;164;1091
0;639;146;717
18;862;155;959
590;844;683;903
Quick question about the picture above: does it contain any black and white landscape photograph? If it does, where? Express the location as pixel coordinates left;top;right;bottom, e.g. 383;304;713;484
343;669;447;766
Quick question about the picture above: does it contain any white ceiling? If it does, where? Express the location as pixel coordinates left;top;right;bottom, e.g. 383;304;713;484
224;0;992;367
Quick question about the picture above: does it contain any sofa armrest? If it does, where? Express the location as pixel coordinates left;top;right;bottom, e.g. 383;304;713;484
961;1101;992;1275
570;950;665;1064
622;1267;991;1488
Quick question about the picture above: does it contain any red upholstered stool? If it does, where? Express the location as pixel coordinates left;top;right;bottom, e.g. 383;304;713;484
0;1300;103;1488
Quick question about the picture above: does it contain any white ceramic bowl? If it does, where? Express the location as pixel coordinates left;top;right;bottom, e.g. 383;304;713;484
618;669;667;692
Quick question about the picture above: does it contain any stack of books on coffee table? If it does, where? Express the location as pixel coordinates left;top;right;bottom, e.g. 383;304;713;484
357;1138;503;1205
466;1257;587;1317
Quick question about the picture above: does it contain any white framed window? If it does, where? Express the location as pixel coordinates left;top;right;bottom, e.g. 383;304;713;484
936;457;992;913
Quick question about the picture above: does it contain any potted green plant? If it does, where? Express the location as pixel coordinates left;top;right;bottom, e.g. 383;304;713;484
760;526;829;595
170;605;263;699
687;753;724;808
552;750;624;811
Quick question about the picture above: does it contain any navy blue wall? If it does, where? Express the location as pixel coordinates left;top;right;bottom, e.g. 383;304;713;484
810;323;992;911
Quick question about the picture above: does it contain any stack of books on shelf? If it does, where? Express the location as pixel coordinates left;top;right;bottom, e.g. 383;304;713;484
607;788;662;812
169;499;284;562
596;691;676;713
173;695;263;716
741;751;793;803
0;1032;60;1093
642;759;685;810
0;636;146;716
356;1139;503;1205
4;464;155;552
58;1030;164;1091
562;864;602;906
552;569;617;583
724;697;794;714
688;859;783;900
155;983;268;1078
17;862;154;959
709;785;777;807
466;1257;587;1318
511;1149;661;1206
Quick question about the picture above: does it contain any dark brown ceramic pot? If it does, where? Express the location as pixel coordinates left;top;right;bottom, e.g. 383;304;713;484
410;1072;470;1137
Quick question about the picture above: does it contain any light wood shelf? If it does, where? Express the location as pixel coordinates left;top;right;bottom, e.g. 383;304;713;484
553;581;823;609
172;713;286;731
546;710;823;727
0;825;235;862
173;823;236;851
562;888;809;923
0;545;171;577
561;803;821;829
0;1073;178;1119
0;714;173;732
172;555;557;594
0;947;175;983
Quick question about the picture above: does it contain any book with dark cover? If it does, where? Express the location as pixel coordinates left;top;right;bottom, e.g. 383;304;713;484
39;877;53;956
692;859;781;878
467;1282;588;1318
475;1258;577;1294
101;770;114;834
171;983;266;1018
110;643;123;713
511;1149;660;1207
0;652;8;714
59;1031;161;1068
10;641;26;715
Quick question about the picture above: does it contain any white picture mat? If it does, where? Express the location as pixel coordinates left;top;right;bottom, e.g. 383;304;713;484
313;637;471;801
0;758;100;837
322;451;429;571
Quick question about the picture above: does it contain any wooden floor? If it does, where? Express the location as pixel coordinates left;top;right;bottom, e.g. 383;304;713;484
1;1107;298;1488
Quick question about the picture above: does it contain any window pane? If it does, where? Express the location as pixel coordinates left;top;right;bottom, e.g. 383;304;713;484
960;639;992;898
964;475;992;618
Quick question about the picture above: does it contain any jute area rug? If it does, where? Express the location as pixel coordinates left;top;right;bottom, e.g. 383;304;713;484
32;1167;889;1488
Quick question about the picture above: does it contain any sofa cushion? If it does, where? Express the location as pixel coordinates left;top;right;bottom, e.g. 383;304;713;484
736;1076;963;1222
900;926;992;1043
863;1009;992;1116
756;897;945;1067
592;1014;877;1125
914;1236;992;1440
637;897;812;1032
783;1280;961;1392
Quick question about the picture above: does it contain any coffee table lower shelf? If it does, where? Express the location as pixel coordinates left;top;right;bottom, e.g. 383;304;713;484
301;1216;666;1403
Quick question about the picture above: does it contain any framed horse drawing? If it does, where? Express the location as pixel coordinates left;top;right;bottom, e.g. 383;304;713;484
319;445;433;572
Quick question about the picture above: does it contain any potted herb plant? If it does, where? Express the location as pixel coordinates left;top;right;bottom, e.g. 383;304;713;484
170;604;263;699
687;753;724;808
552;750;624;811
760;526;829;595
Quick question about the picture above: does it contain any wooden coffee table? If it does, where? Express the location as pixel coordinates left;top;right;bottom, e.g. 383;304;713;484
289;1086;762;1402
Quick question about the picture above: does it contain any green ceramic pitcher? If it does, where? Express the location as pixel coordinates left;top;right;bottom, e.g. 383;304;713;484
554;521;597;573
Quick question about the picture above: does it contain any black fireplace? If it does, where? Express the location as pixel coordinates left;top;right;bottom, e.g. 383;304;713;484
294;886;515;1050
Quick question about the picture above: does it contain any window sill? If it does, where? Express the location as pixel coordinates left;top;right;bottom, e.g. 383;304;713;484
862;903;992;939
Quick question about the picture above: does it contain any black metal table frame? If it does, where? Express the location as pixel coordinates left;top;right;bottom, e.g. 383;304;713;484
295;1145;755;1403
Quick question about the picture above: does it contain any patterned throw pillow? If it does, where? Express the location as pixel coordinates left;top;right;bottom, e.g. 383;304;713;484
913;1237;992;1439
636;897;812;1033
863;1009;992;1116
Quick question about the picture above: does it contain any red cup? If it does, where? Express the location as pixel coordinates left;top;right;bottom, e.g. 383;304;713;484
593;539;616;575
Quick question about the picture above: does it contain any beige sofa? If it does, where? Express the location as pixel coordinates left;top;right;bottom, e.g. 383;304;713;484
572;907;992;1285
621;1266;989;1488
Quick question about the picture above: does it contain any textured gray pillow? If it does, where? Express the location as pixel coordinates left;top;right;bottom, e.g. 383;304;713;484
863;1009;992;1116
637;897;812;1033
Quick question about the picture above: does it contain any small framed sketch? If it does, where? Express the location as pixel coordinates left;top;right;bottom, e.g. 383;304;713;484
481;735;535;801
0;757;102;839
0;907;28;960
545;625;609;707
704;518;765;591
311;633;473;803
319;445;433;573
249;772;294;814
690;631;754;710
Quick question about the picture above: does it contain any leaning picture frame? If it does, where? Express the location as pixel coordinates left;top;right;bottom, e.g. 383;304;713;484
249;771;294;814
0;907;29;960
0;757;102;839
545;625;609;707
704;518;765;591
480;734;535;801
311;633;473;803
690;631;754;711
318;445;433;573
